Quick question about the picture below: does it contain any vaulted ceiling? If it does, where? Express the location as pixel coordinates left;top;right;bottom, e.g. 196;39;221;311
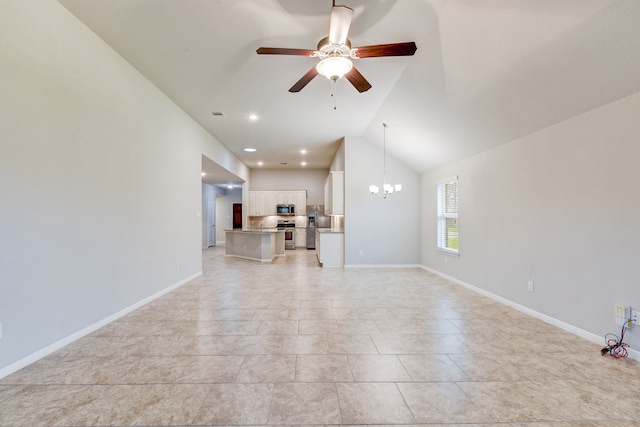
58;0;640;187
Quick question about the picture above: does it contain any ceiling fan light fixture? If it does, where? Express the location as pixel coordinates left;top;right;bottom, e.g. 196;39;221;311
316;56;353;81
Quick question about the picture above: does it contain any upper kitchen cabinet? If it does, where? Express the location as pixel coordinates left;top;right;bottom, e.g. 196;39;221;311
248;191;276;216
324;171;344;216
249;190;307;216
276;191;307;209
294;191;307;209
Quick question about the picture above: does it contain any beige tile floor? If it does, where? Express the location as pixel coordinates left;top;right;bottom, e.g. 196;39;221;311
1;247;639;426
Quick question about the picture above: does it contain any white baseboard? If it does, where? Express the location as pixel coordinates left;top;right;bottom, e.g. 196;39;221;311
421;266;640;361
0;271;202;380
345;264;422;269
421;266;640;360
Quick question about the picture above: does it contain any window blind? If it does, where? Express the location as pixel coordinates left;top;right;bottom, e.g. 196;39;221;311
437;177;459;254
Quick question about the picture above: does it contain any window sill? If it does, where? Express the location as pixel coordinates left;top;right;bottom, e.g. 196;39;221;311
436;248;459;257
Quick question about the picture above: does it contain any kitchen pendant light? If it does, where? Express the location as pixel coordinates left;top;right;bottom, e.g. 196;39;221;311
369;123;402;199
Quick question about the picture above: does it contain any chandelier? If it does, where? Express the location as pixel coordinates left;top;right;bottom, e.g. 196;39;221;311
369;123;402;198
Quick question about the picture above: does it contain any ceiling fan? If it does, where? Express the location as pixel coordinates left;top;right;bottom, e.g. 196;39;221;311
256;2;417;93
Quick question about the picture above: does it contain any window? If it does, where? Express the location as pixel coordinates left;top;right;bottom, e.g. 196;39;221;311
437;177;459;255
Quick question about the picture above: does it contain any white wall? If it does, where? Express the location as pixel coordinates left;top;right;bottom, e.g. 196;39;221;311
0;1;248;373
344;136;421;266
421;91;640;349
250;169;328;205
330;138;345;172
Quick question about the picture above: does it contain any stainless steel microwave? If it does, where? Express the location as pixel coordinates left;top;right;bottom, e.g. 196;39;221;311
276;204;295;215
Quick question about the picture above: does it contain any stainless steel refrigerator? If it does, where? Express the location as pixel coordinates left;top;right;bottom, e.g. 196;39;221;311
306;205;331;249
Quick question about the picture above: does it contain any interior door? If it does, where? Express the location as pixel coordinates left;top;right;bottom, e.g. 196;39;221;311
233;203;242;229
208;199;215;247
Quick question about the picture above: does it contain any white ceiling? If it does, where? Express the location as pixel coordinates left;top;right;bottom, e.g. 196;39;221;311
58;0;640;188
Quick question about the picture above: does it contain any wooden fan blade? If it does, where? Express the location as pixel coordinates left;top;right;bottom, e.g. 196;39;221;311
256;47;315;56
329;5;354;45
345;67;372;93
289;67;319;93
353;42;417;58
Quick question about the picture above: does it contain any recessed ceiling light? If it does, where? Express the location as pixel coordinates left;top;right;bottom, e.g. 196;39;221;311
258;161;264;166
243;147;257;152
300;149;307;154
249;114;258;121
227;184;234;189
201;172;206;176
301;161;307;166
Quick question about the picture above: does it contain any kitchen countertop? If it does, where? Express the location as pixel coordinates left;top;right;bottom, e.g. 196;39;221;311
225;229;283;233
316;228;344;233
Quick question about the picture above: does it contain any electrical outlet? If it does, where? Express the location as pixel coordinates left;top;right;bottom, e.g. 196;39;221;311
615;304;629;326
527;281;534;292
631;309;639;326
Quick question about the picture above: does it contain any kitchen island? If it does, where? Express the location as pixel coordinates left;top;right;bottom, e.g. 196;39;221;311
224;229;285;262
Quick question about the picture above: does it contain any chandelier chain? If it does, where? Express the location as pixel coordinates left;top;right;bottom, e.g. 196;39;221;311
369;122;401;199
382;123;388;186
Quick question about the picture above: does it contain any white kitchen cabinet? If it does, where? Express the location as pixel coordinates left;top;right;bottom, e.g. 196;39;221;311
276;191;307;210
264;192;277;215
294;191;307;210
324;171;344;215
276;191;292;205
248;191;277;216
295;227;307;248
250;190;306;217
315;229;344;267
248;191;260;216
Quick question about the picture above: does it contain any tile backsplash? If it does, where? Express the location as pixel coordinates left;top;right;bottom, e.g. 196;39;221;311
249;215;307;229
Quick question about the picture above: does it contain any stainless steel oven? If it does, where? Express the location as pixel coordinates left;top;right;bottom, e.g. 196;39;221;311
277;220;296;250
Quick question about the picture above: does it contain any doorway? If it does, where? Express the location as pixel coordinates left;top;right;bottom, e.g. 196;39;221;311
233;203;242;229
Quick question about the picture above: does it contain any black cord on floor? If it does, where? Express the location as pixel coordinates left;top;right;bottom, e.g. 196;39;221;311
600;324;629;358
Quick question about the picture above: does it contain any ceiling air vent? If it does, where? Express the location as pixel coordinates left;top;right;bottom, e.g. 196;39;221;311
211;111;225;117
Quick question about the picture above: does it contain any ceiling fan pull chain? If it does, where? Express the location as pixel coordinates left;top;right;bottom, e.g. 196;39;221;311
331;79;337;110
